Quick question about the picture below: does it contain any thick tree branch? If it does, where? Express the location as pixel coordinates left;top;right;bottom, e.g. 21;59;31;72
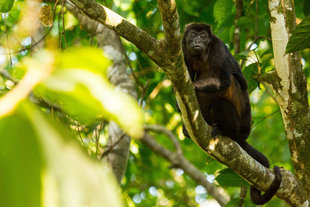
141;132;229;206
157;0;181;55
68;0;164;65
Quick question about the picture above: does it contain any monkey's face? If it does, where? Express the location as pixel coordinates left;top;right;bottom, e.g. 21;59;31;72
186;30;210;56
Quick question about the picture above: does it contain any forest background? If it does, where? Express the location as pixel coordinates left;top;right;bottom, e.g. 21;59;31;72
0;0;310;206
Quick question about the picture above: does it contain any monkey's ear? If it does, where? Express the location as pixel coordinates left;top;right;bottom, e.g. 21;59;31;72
205;24;212;35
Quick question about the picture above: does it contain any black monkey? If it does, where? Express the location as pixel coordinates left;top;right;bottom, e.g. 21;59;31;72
181;23;282;205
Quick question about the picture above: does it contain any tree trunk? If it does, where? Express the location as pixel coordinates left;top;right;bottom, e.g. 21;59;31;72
266;0;310;203
66;3;136;183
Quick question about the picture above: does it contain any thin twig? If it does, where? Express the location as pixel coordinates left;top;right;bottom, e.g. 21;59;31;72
240;36;269;69
252;110;280;129
0;70;18;83
239;186;247;207
261;81;277;103
61;0;67;48
3;14;12;68
255;0;258;39
100;133;126;158
95;123;103;157
144;124;182;155
78;127;88;150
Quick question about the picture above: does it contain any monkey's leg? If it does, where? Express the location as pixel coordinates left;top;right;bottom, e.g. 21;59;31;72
209;98;240;139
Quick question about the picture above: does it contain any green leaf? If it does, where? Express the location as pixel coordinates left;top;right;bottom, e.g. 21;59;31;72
286;15;310;53
224;198;241;207
304;1;310;16
213;0;235;42
57;47;111;74
215;168;248;187
0;112;42;207
213;0;234;26
243;63;259;94
234;50;250;60
0;0;14;12
236;16;253;28
225;198;256;207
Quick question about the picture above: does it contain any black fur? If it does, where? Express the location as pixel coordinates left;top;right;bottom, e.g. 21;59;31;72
182;23;281;205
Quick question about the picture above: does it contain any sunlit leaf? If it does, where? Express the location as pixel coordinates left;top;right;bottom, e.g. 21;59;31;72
0;0;14;12
57;47;111;74
36;47;144;138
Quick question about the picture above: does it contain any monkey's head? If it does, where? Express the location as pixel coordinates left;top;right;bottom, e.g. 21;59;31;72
182;23;212;57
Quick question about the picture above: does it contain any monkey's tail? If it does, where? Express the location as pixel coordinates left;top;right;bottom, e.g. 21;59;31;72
239;141;282;205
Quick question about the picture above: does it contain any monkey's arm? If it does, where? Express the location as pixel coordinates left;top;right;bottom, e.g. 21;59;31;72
193;77;227;93
194;60;232;93
231;58;248;90
233;72;248;90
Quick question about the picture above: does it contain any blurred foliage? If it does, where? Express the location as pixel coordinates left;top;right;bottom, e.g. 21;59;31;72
0;0;309;207
0;0;15;12
0;102;125;207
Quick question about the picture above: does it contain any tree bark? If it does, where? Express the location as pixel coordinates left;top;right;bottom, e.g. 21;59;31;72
266;0;310;204
233;0;243;55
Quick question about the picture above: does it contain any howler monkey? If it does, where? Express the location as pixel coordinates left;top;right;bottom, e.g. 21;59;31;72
181;23;282;205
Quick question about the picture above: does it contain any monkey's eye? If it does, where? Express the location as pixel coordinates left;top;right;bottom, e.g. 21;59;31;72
200;33;208;39
190;32;197;39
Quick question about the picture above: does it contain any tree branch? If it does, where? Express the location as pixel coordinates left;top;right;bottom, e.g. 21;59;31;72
145;124;182;155
68;0;164;65
157;0;181;55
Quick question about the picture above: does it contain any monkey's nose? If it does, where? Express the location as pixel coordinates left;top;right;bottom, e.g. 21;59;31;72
194;39;201;44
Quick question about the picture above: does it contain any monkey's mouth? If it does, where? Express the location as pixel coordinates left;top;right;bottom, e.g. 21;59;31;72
192;46;203;50
192;46;203;54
